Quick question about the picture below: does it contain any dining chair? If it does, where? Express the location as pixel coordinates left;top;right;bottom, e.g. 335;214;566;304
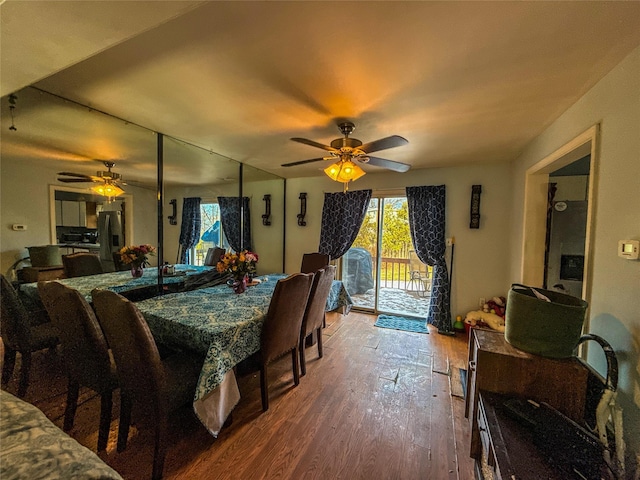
91;289;203;480
299;265;336;376
258;272;313;411
204;247;226;267
0;274;59;397
112;252;129;271
407;250;431;297
37;280;118;452
62;252;104;278
300;252;330;274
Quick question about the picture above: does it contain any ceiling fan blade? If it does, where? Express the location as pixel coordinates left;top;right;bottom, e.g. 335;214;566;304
57;171;93;179
281;157;327;167
359;135;408;154
291;137;338;153
58;178;94;183
363;156;411;173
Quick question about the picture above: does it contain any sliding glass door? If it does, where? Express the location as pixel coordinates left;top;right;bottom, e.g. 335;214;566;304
341;196;430;318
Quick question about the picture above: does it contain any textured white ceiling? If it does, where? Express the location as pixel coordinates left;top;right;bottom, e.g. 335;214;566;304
2;1;639;186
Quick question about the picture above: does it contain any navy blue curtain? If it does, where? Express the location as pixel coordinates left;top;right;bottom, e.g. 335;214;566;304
218;196;251;252
319;189;372;260
406;185;451;333
178;197;201;264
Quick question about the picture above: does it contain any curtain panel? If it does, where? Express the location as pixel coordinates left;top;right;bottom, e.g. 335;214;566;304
218;196;251;252
178;197;202;264
318;189;372;260
406;185;452;333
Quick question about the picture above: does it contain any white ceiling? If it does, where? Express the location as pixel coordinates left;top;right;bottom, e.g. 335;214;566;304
2;1;640;186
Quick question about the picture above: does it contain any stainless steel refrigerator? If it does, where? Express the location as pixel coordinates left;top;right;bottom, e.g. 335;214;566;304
545;200;587;298
98;211;123;272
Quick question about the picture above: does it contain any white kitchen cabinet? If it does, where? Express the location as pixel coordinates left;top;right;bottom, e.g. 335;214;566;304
55;200;63;226
60;201;87;227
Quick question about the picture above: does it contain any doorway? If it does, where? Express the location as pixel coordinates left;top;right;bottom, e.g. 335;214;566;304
522;125;598;329
341;195;430;318
544;155;591;297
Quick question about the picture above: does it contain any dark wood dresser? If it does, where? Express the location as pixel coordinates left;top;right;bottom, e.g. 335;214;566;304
475;391;612;480
465;328;590;461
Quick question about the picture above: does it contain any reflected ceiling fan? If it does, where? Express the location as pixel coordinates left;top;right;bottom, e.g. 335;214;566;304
57;161;126;199
282;121;410;188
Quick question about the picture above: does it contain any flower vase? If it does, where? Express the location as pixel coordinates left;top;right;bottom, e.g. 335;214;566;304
232;275;248;294
131;265;144;278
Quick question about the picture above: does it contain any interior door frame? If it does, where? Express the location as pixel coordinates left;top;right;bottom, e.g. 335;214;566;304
521;125;599;331
49;184;134;247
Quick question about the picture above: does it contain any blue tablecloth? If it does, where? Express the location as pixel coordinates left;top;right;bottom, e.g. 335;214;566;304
19;264;211;305
135;274;352;401
0;390;123;480
136;274;285;401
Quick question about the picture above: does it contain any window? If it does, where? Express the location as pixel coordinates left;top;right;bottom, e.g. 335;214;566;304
188;202;227;265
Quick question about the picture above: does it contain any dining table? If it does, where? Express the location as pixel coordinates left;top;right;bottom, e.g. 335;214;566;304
20;270;353;436
19;264;212;305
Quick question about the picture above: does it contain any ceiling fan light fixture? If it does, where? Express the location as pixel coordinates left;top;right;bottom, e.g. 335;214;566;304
91;182;124;199
324;159;366;183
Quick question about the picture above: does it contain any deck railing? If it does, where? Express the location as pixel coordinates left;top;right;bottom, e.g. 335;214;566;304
377;257;410;289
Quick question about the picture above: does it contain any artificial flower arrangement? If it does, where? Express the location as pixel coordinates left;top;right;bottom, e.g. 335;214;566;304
216;250;259;281
119;244;156;268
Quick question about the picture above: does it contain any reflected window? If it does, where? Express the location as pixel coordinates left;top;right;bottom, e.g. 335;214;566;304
189;202;228;265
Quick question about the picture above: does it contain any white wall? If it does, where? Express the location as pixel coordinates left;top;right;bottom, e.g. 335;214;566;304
0;158;157;274
509;45;640;466
285;162;512;319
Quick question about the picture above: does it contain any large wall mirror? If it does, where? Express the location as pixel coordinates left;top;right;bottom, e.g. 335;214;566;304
242;164;285;274
0;86;157;274
162;136;241;266
162;136;285;274
1;86;285;277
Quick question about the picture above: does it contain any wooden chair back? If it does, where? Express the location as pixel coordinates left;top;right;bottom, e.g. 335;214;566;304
92;289;166;406
301;266;335;337
38;280;117;451
112;252;129;271
38;281;114;392
299;266;336;375
0;274;32;352
1;274;59;396
300;252;330;274
204;247;226;266
62;253;104;278
259;273;313;410
261;273;314;364
92;288;200;479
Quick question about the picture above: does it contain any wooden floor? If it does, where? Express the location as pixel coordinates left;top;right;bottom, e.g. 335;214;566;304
3;311;476;480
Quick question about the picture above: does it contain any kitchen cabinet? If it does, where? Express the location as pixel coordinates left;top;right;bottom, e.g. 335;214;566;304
55;200;63;226
59;200;87;227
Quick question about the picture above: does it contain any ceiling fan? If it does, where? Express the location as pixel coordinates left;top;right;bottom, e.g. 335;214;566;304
282;122;410;185
57;161;126;198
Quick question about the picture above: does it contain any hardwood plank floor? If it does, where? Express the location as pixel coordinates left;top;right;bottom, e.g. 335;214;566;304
2;311;476;479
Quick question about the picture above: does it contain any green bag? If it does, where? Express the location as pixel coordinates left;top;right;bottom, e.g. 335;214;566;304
28;245;62;267
505;284;588;358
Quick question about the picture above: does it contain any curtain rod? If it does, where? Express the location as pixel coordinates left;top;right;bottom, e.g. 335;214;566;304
28;86;239;163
